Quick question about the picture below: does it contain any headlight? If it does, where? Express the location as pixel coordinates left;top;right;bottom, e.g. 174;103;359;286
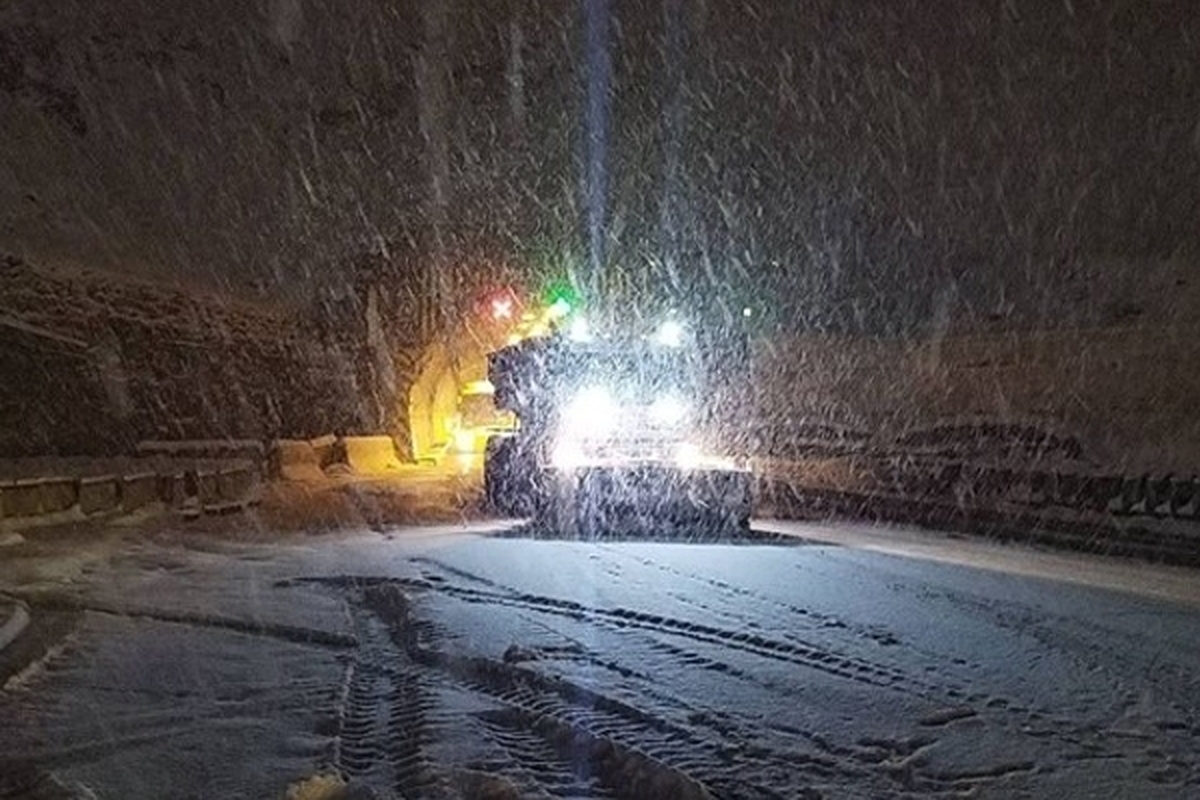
654;319;685;347
551;437;585;469
674;442;702;469
568;316;592;342
563;385;615;432
649;394;688;425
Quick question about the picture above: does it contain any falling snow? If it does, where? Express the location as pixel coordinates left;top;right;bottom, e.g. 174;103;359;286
2;1;1199;797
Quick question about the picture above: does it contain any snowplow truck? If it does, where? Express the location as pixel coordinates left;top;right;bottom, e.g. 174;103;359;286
484;319;752;535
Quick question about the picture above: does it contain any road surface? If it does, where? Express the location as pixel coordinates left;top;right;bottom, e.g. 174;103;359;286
2;518;1199;799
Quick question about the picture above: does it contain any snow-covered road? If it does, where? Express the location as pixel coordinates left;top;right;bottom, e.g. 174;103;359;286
3;522;1199;798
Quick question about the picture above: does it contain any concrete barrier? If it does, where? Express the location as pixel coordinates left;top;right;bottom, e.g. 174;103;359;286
1171;476;1196;518
195;469;221;506
0;459;266;526
158;471;190;508
870;458;901;495
122;472;159;512
342;436;403;475
1146;475;1173;517
952;464;980;504
1123;475;1149;515
41;477;77;514
1056;471;1082;507
0;597;30;655
271;439;325;482
1088;475;1122;513
982;466;1009;501
78;475;120;515
310;434;338;468
896;463;926;498
218;466;256;502
994;468;1020;502
0;478;76;519
4;479;45;517
1028;471;1052;508
1110;476;1140;514
195;466;255;514
933;462;961;497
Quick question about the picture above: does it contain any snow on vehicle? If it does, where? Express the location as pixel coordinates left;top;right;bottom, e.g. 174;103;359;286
484;308;752;535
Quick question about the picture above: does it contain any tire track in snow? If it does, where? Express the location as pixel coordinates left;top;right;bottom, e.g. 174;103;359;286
379;577;1018;798
409;559;923;695
424;646;780;799
304;570;1084;797
597;546;912;650
402;560;1091;796
475;707;618;797
17;592;358;650
904;580;1200;765
327;579;730;799
334;601;440;797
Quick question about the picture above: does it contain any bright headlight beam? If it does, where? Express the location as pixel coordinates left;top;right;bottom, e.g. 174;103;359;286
655;319;684;347
557;385;615;462
568;316;592;342
649;394;688;425
675;442;702;469
551;438;585;469
564;385;615;431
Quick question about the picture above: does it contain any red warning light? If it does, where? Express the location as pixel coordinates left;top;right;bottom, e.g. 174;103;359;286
479;286;520;323
491;295;514;320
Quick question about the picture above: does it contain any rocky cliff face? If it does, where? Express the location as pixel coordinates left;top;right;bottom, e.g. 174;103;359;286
0;257;427;456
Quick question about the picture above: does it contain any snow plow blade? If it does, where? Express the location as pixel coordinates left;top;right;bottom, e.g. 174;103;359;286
540;464;751;537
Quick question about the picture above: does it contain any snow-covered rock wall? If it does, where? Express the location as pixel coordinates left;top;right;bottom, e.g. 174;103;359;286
0;259;425;457
755;320;1200;475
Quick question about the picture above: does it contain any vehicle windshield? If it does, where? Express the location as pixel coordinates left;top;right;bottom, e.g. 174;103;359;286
1;2;1197;799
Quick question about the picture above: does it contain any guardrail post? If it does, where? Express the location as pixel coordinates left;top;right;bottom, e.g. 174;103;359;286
158;470;187;508
930;462;954;497
1171;476;1197;518
1083;475;1117;514
1146;475;1173;518
1046;471;1063;507
196;468;220;509
996;467;1019;504
1125;475;1149;516
879;457;902;496
1028;471;1051;508
1056;471;1081;508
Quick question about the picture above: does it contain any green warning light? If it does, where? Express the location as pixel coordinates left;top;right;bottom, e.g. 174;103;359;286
543;283;580;319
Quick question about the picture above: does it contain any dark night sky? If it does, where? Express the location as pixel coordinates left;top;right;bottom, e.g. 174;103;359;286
0;0;1196;333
